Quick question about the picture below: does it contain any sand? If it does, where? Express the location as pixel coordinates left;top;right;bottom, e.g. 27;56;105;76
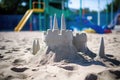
0;31;120;80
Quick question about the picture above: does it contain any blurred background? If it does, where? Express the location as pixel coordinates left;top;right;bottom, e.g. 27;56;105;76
0;0;120;32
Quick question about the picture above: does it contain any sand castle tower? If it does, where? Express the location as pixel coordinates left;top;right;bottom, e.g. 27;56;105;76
44;14;81;62
32;39;40;55
31;14;85;64
98;37;105;58
61;14;66;30
73;33;87;53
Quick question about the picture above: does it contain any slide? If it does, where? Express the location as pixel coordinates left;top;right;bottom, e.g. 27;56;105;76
82;16;104;34
14;9;33;32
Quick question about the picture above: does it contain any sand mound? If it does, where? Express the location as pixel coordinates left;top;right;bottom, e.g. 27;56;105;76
30;45;85;65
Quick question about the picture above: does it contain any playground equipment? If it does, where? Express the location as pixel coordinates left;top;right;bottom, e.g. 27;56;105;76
14;0;114;33
79;0;112;33
82;16;105;33
14;2;44;32
14;0;73;32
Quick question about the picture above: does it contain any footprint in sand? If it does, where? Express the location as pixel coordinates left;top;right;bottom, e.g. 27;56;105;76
5;40;13;42
32;68;39;71
26;48;31;51
5;50;12;54
11;67;29;72
0;46;6;50
109;70;120;79
0;54;4;58
12;48;20;52
59;66;74;71
85;73;98;80
12;59;26;65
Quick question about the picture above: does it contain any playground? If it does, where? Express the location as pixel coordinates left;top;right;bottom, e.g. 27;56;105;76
0;0;120;33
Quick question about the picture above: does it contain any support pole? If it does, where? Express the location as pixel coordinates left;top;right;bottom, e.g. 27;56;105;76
79;0;82;18
97;0;100;26
38;0;41;31
106;0;108;25
62;0;64;13
111;0;113;23
44;0;49;30
29;0;32;31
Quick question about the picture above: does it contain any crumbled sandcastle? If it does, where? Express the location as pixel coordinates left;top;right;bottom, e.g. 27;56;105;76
32;14;105;64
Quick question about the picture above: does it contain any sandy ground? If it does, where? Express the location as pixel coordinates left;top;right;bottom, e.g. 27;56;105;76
0;31;120;80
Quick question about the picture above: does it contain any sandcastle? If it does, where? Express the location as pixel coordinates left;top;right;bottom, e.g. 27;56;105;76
32;14;106;63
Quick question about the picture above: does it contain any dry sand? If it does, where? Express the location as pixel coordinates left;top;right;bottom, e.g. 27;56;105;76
0;31;120;80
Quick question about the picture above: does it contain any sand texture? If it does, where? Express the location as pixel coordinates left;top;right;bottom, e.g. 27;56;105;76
0;31;120;80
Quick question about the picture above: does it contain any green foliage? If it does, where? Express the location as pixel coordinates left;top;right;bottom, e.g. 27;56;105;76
0;0;29;14
107;0;120;12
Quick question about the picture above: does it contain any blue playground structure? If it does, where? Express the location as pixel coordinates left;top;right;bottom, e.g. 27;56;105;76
81;16;105;33
67;0;114;34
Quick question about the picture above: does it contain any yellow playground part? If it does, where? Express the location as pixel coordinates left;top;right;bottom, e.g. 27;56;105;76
83;28;96;33
14;10;33;31
14;2;44;32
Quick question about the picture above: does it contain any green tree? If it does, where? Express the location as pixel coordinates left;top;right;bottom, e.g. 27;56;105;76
107;0;120;12
0;0;29;14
